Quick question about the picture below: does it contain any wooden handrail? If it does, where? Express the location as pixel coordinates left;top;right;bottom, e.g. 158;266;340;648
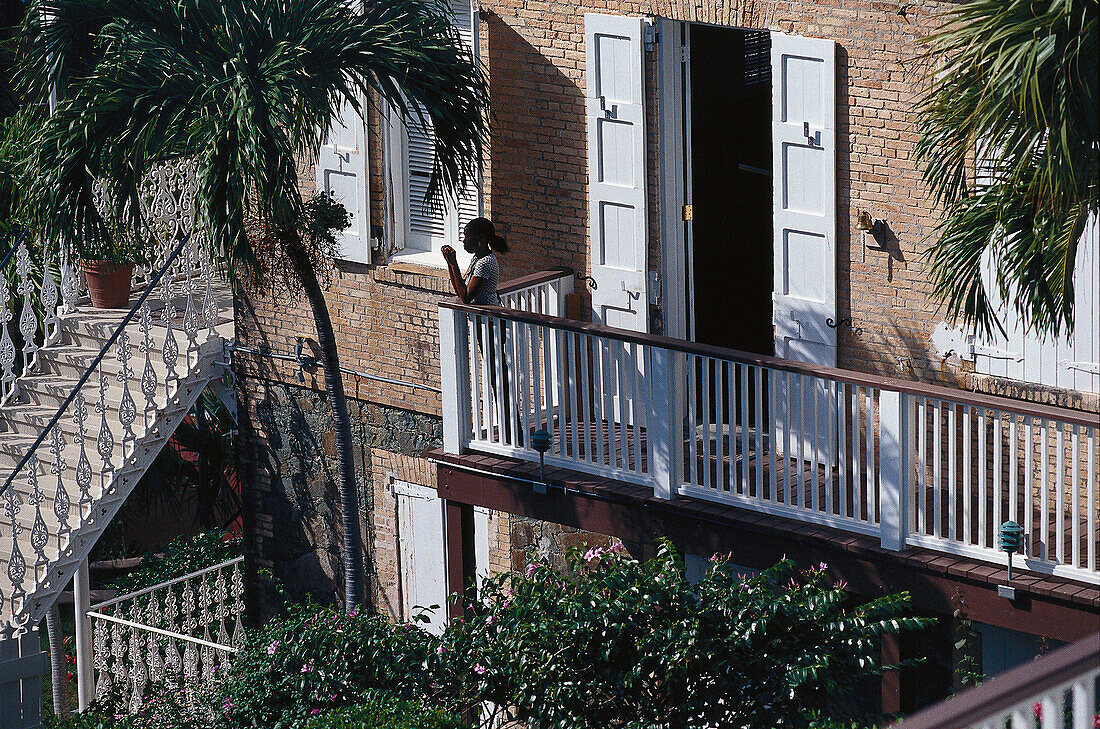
891;633;1100;729
496;267;573;295
439;299;1100;429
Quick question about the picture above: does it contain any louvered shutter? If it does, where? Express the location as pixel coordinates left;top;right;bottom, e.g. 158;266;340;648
399;0;480;256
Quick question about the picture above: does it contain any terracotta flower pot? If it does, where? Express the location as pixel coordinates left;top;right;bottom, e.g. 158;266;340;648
81;260;134;309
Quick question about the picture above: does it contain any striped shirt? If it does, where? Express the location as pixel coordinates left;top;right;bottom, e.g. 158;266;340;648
465;252;500;305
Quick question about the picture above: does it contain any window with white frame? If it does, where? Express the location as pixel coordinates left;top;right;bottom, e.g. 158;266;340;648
385;0;480;268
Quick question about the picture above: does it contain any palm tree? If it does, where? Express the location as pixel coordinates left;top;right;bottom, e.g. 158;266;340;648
916;0;1097;339
20;0;488;610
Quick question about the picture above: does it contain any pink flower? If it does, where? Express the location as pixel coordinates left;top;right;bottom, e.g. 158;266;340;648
474;664;487;675
836;579;849;591
608;540;624;553
311;708;320;715
300;661;313;674
486;614;496;625
524;562;538;578
818;562;828;571
266;640;279;655
348;607;358;617
437;645;446;656
710;552;721;562
330;694;338;701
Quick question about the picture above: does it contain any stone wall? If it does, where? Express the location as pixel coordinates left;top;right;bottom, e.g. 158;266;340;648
237;375;442;621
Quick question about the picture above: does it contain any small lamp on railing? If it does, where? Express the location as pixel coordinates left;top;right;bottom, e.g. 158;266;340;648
531;428;551;494
998;521;1024;581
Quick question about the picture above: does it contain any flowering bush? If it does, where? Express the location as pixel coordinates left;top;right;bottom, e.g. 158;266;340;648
55;541;927;729
433;540;928;728
217;603;435;728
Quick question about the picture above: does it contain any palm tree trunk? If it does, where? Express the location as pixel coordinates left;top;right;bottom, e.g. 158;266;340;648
45;603;70;718
284;236;366;610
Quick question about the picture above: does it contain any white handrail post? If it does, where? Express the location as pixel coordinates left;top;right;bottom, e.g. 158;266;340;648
74;557;94;711
649;346;676;500
440;306;472;454
549;273;574;318
879;390;910;551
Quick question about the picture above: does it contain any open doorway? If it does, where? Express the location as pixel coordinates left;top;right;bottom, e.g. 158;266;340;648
688;25;773;356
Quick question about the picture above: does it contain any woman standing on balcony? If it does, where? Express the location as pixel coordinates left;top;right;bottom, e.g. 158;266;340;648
443;217;518;442
442;217;508;304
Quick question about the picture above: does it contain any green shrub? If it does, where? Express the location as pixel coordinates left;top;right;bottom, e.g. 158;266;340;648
434;540;929;729
111;530;241;594
218;603;436;728
298;690;461;729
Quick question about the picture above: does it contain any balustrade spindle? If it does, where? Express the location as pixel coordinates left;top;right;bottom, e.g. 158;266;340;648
16;242;38;374
60;251;81;314
93;616;110;701
162;268;179;383
73;392;93;515
96;371;115;477
41;254;60;346
231;562;245;649
0;269;15;403
116;329;137;450
139;303;157;426
50;425;71;546
27;457;48;578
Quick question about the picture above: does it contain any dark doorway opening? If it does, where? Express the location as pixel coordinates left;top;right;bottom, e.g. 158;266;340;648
689;25;773;356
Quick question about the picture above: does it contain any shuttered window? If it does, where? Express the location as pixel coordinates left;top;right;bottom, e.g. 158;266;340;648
387;0;480;266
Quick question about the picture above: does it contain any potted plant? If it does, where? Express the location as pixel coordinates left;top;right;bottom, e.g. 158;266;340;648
77;222;149;309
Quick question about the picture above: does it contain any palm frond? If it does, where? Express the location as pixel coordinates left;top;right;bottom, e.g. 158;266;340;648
917;0;1098;339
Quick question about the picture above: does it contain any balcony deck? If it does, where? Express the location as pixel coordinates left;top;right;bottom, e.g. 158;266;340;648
439;270;1100;588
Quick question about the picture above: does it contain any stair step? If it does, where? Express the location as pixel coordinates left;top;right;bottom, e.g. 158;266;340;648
0;278;232;630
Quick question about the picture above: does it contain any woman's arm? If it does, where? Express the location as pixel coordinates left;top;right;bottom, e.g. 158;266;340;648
442;245;484;303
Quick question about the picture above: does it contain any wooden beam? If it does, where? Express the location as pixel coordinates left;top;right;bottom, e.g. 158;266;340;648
444;500;476;622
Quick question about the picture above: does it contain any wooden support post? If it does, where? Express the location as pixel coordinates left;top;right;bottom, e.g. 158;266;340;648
74;558;94;711
445;500;477;622
881;631;902;715
440;307;471;454
648;346;677;500
879;391;910;551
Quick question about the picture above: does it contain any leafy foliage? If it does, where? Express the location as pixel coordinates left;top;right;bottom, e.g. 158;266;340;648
109;530;242;595
219;603;435;728
437;540;928;728
56;543;925;729
298;690;462;729
917;0;1098;338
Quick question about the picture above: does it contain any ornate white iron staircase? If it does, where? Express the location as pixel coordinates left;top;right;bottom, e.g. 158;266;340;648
0;223;234;638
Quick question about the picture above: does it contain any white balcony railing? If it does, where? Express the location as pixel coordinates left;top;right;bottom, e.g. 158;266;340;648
440;270;1099;584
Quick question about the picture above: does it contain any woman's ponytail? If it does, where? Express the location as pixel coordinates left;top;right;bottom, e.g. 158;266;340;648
490;234;508;253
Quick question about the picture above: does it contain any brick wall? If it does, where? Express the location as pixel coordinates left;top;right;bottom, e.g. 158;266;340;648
238;0;1095;620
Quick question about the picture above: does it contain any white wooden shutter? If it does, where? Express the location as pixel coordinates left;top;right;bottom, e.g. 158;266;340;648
585;13;648;332
318;96;371;263
397;0;480;256
394;481;447;636
771;33;837;366
771;34;837;462
973;217;1099;393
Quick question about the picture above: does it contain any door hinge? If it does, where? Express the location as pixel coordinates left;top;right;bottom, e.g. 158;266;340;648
682;204;693;221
